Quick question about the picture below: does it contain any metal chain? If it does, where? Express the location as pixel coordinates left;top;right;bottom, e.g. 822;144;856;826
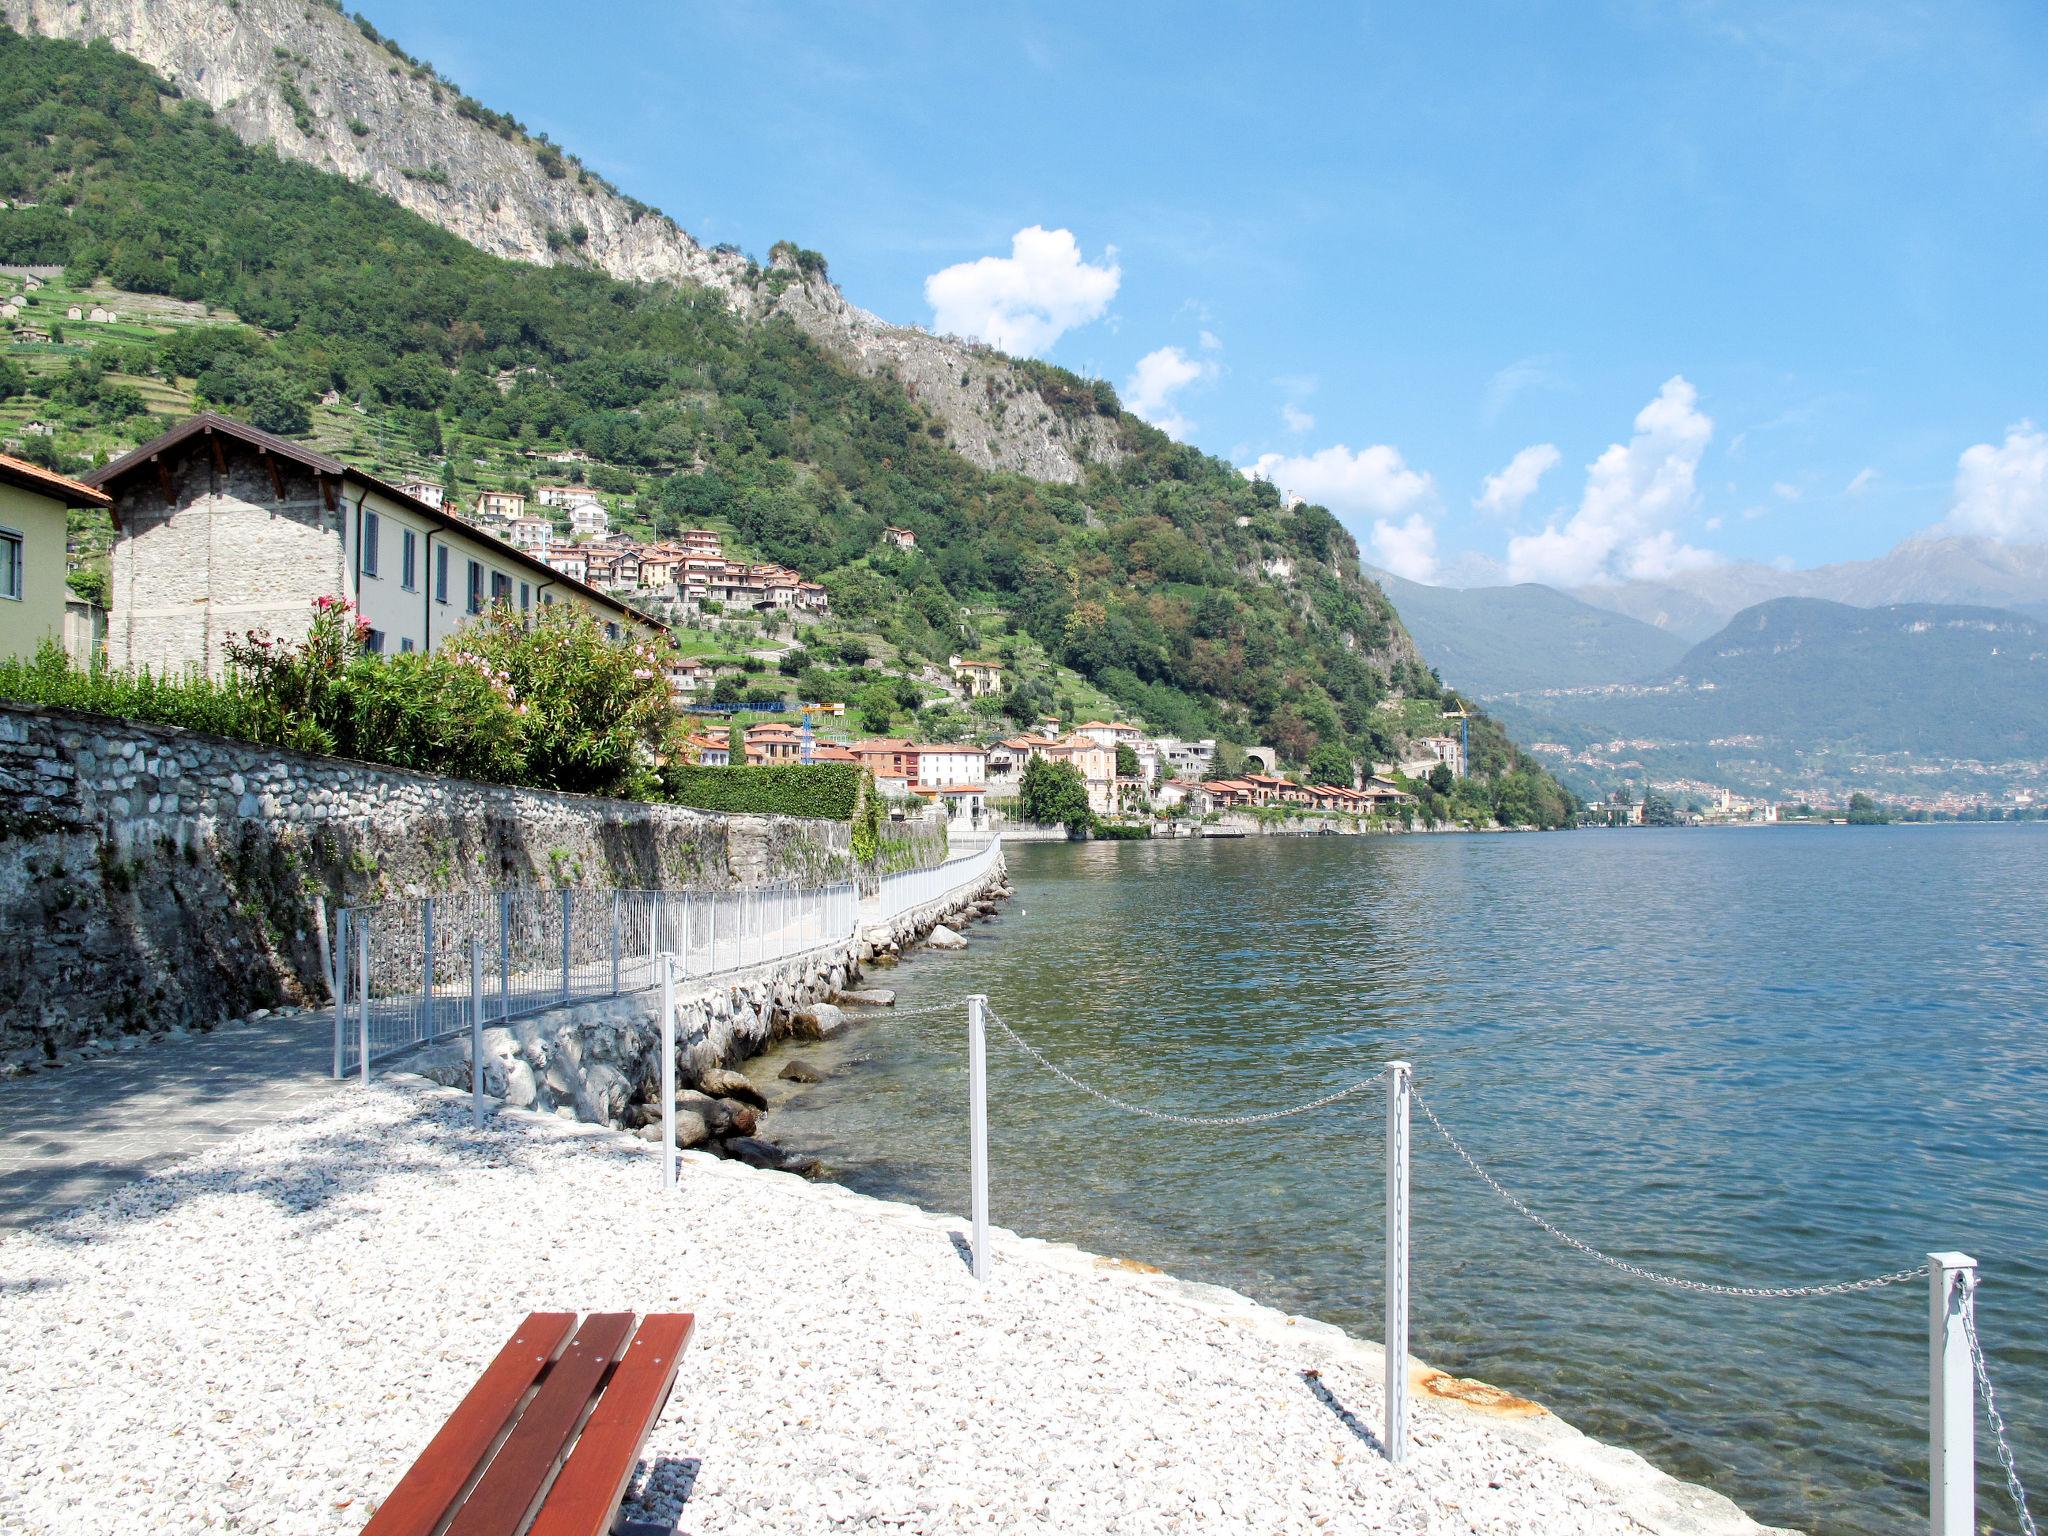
1413;1088;1924;1299
1962;1275;2041;1536
983;1004;1388;1126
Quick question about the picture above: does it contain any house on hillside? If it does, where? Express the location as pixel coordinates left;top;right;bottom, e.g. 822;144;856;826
536;485;599;509
851;737;921;784
949;655;1003;697
679;528;722;556
1399;734;1466;779
86;413;660;678
65;305;82;320
687;732;730;766
1040;734;1117;816
0;453;111;662
506;515;553;557
397;479;445;510
915;743;989;790
744;721;803;764
569;503;609;536
882;526;916;550
544;548;588;584
475;490;525;521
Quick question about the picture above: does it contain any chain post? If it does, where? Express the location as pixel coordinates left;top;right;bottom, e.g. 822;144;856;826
968;993;990;1282
1930;1251;1978;1536
660;952;677;1192
469;937;485;1129
498;891;510;1022
1385;1060;1411;1465
559;887;573;1003
332;906;348;1080
420;896;435;1043
356;921;371;1088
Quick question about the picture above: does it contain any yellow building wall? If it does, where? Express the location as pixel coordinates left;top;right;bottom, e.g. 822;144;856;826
0;482;71;661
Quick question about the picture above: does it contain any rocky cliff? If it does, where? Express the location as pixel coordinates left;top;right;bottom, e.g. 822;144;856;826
2;0;1122;483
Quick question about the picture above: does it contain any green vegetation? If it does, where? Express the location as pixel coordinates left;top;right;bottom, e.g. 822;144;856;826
658;762;865;821
0;26;1568;821
1017;756;1092;834
1845;792;1890;825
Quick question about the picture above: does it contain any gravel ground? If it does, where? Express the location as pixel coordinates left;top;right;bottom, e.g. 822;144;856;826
0;1082;1775;1535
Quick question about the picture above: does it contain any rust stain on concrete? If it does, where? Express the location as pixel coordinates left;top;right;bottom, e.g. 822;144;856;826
1095;1256;1164;1275
1418;1368;1547;1418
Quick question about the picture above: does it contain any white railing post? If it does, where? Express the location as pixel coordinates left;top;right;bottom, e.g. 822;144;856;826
356;921;371;1088
610;892;622;997
559;888;573;1002
968;993;990;1282
469;937;485;1129
1384;1060;1412;1464
332;906;349;1079
660;952;677;1192
498;892;511;1021
1930;1251;1978;1536
420;897;435;1044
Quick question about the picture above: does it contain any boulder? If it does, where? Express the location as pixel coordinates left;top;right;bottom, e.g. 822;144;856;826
790;1003;847;1040
723;1136;820;1176
833;988;896;1007
696;1067;766;1110
574;1062;634;1126
868;952;899;968
674;1088;757;1139
635;1109;710;1148
926;924;967;950
778;1058;825;1084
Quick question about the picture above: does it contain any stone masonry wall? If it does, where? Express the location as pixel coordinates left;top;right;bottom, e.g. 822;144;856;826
0;703;851;1064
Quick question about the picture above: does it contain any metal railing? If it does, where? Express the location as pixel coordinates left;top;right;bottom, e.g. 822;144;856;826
334;834;1001;1079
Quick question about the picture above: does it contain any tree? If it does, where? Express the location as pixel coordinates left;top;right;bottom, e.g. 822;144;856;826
1846;792;1890;825
1114;742;1139;778
1018;755;1092;833
1308;742;1354;787
1426;762;1454;797
1642;789;1680;827
727;720;745;760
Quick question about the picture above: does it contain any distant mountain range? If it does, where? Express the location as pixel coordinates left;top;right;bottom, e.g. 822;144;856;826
1488;598;2048;803
1366;566;1688;693
1564;536;2048;642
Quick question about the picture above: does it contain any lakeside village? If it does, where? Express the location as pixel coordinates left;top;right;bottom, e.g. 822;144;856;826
5;409;1478;837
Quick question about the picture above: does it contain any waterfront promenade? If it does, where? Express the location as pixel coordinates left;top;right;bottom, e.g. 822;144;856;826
0;1073;1780;1535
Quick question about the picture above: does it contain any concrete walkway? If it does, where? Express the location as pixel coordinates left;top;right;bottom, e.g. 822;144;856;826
0;1013;338;1229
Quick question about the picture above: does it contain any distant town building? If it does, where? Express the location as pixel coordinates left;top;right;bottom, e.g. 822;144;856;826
475;490;526;521
569;502;610;536
1400;734;1466;780
536;484;600;509
882;526;917;550
397;479;445;510
505;516;554;557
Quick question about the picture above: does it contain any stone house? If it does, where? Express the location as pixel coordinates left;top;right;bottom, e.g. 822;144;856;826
88;306;117;323
0;453;111;662
882;525;917;550
65;305;82;320
0;303;17;321
1399;734;1466;780
87;412;662;679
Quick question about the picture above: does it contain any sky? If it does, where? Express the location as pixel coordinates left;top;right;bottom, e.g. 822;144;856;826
389;0;2048;588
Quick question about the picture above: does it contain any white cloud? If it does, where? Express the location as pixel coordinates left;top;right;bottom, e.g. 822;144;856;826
923;226;1120;356
1772;480;1802;502
1369;512;1439;583
1948;421;2048;542
1482;355;1564;425
1281;402;1315;434
1506;376;1718;588
1475;443;1561;522
1124;345;1217;439
1844;467;1879;496
1198;329;1223;352
1240;443;1439;580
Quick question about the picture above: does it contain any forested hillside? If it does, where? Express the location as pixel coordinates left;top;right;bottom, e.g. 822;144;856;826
0;26;1570;820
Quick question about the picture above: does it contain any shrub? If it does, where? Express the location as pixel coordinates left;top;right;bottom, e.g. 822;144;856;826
658;762;865;821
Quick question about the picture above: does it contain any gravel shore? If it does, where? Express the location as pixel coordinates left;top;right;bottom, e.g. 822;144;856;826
0;1081;1783;1535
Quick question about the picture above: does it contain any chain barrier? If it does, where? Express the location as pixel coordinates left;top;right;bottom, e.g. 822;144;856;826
1962;1276;2040;1536
982;1003;1389;1126
1412;1087;1925;1299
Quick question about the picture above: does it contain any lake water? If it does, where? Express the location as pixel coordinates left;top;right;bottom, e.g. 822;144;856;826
760;826;2048;1536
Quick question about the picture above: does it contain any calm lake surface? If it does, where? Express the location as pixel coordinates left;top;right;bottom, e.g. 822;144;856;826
764;826;2048;1536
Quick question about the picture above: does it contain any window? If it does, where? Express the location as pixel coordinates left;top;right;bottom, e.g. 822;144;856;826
519;581;530;612
0;527;20;602
364;628;385;655
491;571;511;606
399;636;415;654
401;529;417;591
362;511;380;578
542;591;555;607
467;559;483;615
605;621;620;641
435;545;449;604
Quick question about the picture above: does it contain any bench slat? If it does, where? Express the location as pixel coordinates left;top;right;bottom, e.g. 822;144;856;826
444;1311;636;1536
528;1313;696;1536
362;1311;577;1536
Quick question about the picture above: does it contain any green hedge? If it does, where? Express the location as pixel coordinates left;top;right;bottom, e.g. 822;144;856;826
658;762;865;822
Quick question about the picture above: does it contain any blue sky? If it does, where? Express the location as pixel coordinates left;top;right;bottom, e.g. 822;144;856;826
390;1;2048;587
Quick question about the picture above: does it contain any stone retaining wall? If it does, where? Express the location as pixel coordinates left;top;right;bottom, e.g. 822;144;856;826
0;703;851;1065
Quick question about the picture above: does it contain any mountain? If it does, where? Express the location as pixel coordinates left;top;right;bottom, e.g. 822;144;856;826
0;23;1574;824
1365;565;1688;696
1565;536;2048;640
1493;598;2048;803
0;0;1120;485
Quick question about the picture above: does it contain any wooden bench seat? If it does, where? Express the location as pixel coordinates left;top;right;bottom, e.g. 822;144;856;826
362;1311;695;1536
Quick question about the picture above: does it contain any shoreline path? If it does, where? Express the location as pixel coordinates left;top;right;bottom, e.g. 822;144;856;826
0;1063;1786;1535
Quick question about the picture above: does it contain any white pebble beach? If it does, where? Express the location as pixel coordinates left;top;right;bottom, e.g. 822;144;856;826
0;1079;1785;1535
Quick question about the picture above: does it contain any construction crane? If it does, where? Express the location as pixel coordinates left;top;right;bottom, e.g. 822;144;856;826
1440;704;1471;775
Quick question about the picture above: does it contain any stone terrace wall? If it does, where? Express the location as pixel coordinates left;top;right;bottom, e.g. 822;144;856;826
0;704;851;1064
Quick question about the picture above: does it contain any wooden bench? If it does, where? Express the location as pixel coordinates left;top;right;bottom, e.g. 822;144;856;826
362;1311;695;1536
